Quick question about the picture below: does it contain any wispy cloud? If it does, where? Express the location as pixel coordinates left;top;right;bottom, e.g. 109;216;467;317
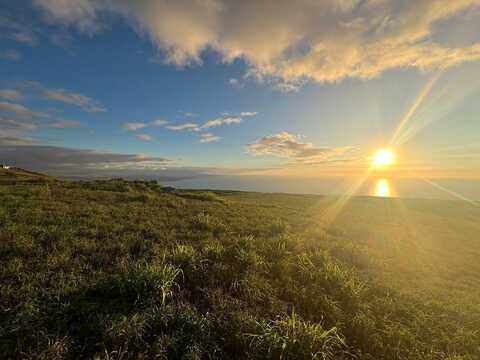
0;136;38;146
50;31;73;48
47;119;81;128
0;114;80;141
0;49;21;61
11;31;38;46
0;89;23;101
44;88;106;112
240;112;257;117
178;111;196;118
166;123;200;131
123;119;168;135
0;102;48;119
0;15;39;46
164;111;257;145
247;131;356;164
151;118;168;126
229;78;244;88
33;0;480;89
199;133;220;143
135;134;153;141
122;122;147;131
201;116;242;129
168;111;257;132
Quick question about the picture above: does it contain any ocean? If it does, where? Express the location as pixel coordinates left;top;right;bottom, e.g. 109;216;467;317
164;175;480;202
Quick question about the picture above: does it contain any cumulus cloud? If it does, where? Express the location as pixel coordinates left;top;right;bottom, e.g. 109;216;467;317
247;131;356;164
135;134;152;141
122;122;147;131
0;89;23;101
199;133;220;143
33;0;480;88
44;88;106;112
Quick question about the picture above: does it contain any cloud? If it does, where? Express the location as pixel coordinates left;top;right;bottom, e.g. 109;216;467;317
50;31;74;48
201;116;242;129
0;116;39;136
47;119;81;128
11;31;38;46
165;111;255;133
0;15;39;46
200;112;257;129
0;89;23;101
122;122;147;131
135;134;152;141
33;0;480;89
151;118;168;126
0;102;48;119
123;119;168;131
229;78;244;88
0;136;38;146
199;133;220;143
0;143;172;177
166;123;200;131
0;49;21;61
178;111;196;118
44;88;106;112
0;81;105;114
0;114;80;139
240;111;257;117
247;131;356;164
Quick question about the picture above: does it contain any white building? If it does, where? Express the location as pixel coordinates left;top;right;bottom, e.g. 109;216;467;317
1;165;10;169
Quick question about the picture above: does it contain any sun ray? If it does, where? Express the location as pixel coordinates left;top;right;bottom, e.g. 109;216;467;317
421;177;478;206
389;71;442;147
320;169;373;227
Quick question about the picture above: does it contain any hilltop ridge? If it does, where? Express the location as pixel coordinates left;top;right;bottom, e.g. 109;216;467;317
0;167;54;184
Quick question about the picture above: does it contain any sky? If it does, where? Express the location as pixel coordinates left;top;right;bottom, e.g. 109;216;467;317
1;0;480;180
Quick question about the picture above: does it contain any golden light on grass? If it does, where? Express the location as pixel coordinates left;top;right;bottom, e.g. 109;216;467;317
372;149;395;168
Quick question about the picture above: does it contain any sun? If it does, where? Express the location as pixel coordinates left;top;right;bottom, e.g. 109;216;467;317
372;149;395;168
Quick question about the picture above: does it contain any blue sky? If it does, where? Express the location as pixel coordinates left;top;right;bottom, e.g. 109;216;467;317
1;0;480;179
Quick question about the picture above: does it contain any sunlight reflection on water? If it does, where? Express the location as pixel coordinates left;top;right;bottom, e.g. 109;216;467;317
372;178;392;197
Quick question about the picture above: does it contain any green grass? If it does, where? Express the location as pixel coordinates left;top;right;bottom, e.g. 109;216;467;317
1;170;479;359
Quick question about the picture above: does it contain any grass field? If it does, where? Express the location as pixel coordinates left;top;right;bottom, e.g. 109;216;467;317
1;169;479;359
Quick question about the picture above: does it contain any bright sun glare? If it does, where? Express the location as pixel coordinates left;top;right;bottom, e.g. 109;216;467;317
372;149;395;168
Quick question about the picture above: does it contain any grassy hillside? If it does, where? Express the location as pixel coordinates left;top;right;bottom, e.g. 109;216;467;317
1;171;479;359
